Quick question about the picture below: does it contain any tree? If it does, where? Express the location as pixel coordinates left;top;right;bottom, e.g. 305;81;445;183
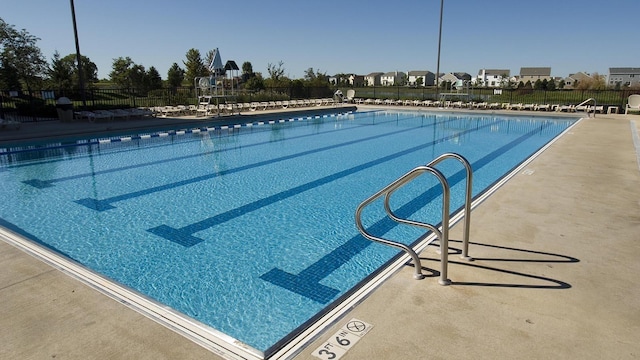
183;48;207;86
146;66;162;90
47;51;73;90
268;61;285;80
128;63;147;90
304;67;328;85
397;73;407;86
244;72;265;91
49;53;98;90
534;79;543;90
109;56;134;87
574;73;606;90
242;61;253;78
547;78;556;91
167;62;185;89
0;17;48;90
65;53;98;87
0;57;20;89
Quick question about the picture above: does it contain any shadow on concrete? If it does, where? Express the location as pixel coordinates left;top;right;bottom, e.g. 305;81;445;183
413;239;578;289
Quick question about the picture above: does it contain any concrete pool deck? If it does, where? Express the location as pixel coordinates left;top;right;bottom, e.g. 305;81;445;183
1;109;639;359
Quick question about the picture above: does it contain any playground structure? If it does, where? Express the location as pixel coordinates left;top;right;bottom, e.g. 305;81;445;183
439;79;472;103
194;48;240;115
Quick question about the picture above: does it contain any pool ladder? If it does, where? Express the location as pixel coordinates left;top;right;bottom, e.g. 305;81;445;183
355;153;473;285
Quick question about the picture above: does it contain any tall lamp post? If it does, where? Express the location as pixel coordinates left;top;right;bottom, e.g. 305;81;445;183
70;0;86;108
435;0;444;102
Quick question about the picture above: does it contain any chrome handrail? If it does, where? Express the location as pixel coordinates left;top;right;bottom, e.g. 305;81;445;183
576;98;597;117
354;153;474;285
426;153;473;260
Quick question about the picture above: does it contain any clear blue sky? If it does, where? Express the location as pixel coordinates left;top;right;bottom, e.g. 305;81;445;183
3;0;639;80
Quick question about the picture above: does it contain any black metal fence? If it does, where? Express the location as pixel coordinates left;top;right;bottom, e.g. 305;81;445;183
1;86;638;122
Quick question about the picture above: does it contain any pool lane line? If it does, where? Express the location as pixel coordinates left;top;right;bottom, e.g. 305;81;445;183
72;115;446;211
147;118;507;250
260;121;554;304
18;112;424;189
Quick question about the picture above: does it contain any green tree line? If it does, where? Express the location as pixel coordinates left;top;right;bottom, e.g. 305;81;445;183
0;17;332;96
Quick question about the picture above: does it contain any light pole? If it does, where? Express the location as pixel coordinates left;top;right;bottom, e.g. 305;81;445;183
70;0;86;108
435;0;444;102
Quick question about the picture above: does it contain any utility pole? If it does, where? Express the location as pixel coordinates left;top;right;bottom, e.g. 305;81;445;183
70;0;86;108
435;0;444;102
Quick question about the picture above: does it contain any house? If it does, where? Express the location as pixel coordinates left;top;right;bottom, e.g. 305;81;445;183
380;71;406;86
438;73;459;85
563;72;593;89
608;67;640;87
452;72;472;82
348;74;365;87
364;72;384;86
438;72;470;88
329;74;362;87
407;70;435;86
474;69;510;87
519;67;552;84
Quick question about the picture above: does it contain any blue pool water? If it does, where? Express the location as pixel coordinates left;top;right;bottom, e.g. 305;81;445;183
0;111;577;355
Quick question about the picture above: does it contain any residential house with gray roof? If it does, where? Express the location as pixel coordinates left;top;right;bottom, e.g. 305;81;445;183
563;72;593;89
608;67;640;87
519;67;552;84
474;69;510;87
364;72;384;86
407;71;435;86
381;71;406;86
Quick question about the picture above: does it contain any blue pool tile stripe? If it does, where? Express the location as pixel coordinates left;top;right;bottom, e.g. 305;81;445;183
74;119;431;212
18;113;369;188
147;118;498;247
0;112;352;156
260;122;554;304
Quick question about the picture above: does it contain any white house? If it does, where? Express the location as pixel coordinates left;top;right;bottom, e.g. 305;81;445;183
380;71;406;86
474;69;510;87
364;72;383;86
407;70;435;86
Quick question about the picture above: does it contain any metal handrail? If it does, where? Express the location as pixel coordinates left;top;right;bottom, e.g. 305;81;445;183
426;153;473;260
576;98;597;117
354;153;474;285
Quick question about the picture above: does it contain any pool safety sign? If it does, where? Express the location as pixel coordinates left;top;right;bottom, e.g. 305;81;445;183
312;318;373;360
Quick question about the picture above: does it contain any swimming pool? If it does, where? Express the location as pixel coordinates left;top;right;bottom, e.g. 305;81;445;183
0;110;578;359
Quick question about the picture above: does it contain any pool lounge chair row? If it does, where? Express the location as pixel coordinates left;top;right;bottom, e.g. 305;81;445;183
243;98;340;111
74;108;154;122
155;98;344;118
354;98;612;113
0;117;21;130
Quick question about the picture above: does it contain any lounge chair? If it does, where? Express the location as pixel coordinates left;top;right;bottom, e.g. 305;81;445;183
625;94;640;114
0;117;21;130
345;89;356;103
556;105;575;112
